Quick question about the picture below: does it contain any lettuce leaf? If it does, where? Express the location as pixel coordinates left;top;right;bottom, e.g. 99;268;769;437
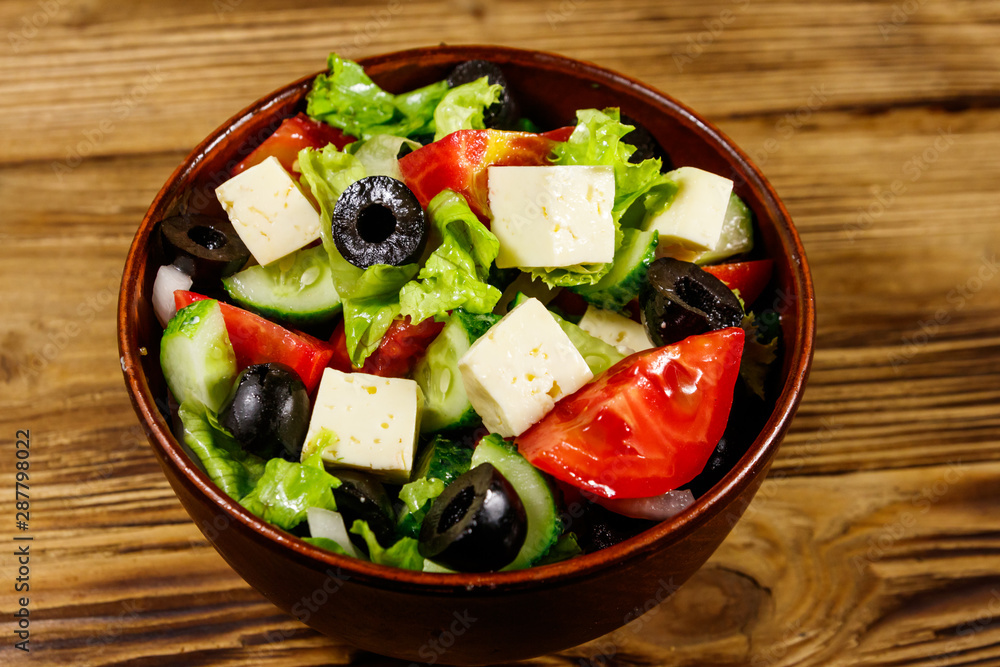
398;190;502;324
350;520;425;570
433;77;502;141
530;108;675;288
239;451;341;530
298;143;419;366
306;53;449;141
348;134;420;180
302;536;351;556
178;401;265;500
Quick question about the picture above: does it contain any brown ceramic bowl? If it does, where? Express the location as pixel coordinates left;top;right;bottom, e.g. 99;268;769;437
118;45;814;664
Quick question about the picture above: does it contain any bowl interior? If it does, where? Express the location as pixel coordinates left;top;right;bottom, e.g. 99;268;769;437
119;45;814;591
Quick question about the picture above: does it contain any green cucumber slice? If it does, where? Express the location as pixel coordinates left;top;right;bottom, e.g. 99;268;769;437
413;309;500;433
471;434;561;570
222;245;341;324
160;299;237;412
570;228;658;311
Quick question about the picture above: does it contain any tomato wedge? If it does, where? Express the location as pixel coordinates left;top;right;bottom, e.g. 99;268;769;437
232;113;355;176
397;126;573;220
328;316;445;378
516;327;745;499
174;291;333;392
702;259;773;306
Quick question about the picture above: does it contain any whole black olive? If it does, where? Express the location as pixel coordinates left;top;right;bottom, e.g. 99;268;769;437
419;463;527;572
446;59;518;129
640;258;744;346
332;176;427;269
160;214;250;281
620;113;673;169
329;469;397;550
218;363;310;460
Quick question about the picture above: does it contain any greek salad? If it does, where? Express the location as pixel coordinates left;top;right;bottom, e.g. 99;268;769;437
152;53;779;573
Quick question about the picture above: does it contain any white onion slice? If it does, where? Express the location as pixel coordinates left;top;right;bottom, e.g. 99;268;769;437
152;264;193;327
591;489;696;521
306;507;362;558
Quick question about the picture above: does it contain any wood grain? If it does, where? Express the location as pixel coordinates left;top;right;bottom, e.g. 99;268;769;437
2;0;1000;664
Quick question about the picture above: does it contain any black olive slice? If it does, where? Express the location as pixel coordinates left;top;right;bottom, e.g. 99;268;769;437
329;469;397;550
446;59;518;129
419;463;527;572
218;363;310;460
160;213;250;280
619;113;673;169
639;258;744;346
332;176;427;269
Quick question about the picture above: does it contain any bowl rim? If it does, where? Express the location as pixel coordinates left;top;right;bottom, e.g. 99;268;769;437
118;44;815;594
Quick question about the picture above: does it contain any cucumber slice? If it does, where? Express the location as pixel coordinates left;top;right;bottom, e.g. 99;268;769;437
570;228;658;311
510;292;624;376
160;299;237;412
471;434;561;570
411;435;474;485
222;245;341;324
413;309;500;433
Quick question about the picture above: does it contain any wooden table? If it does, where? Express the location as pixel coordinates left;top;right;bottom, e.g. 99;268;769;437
3;0;999;664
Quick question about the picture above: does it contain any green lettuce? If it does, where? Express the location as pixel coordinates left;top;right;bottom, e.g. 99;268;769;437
239;451;341;530
398;190;502;324
302;536;351;556
350;520;425;570
530;108;676;288
298;143;419;366
306;53;449;141
433;77;502;141
178;401;265;500
348;134;420;180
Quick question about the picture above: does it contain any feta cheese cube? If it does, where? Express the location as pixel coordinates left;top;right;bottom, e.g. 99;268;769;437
489;165;615;269
458;297;593;437
578;306;654;355
302;368;422;484
645;166;733;252
215;156;322;266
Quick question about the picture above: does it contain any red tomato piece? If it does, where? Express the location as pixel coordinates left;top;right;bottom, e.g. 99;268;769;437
174;291;333;392
702;259;774;306
232;113;355;176
328;316;445;378
397;126;574;220
516;327;745;500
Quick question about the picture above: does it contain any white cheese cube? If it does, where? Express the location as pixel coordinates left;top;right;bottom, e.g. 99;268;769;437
215;156;322;266
489;165;615;269
302;368;422;484
645;166;733;252
578;306;654;356
458;297;593;438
